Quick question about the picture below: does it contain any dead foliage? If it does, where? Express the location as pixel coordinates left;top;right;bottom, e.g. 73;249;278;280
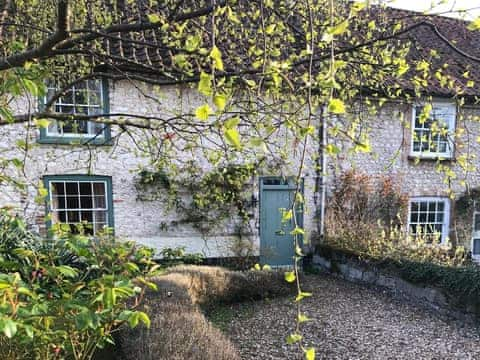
115;265;295;360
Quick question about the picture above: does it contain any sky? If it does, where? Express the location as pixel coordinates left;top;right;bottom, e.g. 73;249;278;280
388;0;480;19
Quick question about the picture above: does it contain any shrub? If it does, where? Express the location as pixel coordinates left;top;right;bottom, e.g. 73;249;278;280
0;210;158;360
116;265;295;359
325;170;468;267
326;170;408;245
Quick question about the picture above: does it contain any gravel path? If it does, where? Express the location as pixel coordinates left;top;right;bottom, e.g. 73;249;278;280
224;273;480;359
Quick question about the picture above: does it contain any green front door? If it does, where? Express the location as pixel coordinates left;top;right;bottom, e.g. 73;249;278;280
260;177;302;266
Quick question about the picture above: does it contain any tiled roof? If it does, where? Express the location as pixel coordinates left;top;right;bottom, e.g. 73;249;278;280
99;2;480;97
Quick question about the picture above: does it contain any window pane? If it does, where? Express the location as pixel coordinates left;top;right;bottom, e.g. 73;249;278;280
51;196;66;210
55;211;67;223
474;214;480;232
94;210;107;223
65;182;79;195
419;202;428;211
67;210;80;223
437;202;444;212
473;239;480;255
51;182;65;196
79;182;92;195
81;211;93;222
66;196;79;209
80;196;93;209
94;196;106;209
93;182;105;196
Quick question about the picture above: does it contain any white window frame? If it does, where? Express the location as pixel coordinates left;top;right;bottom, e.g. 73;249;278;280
48;180;110;235
471;200;480;262
410;101;456;159
408;197;450;244
44;80;105;138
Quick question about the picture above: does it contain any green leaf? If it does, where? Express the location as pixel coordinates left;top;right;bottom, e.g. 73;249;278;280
286;333;302;345
209;46;224;71
22;79;39;96
185;35;201;52
56;265;78;278
325;144;341;154
329;20;349;35
224;127;241;149
0;107;14;123
290;227;305;236
284;271;296;283
265;24;276;35
198;72;213;96
137;311;151;328
147;14;161;23
195;104;213;121
214;93;227;111
298;313;311;323
2;319;17;338
305;347;315;360
75;311;94;330
295;291;312;302
224;116;240;129
328;98;346;114
281;209;293;222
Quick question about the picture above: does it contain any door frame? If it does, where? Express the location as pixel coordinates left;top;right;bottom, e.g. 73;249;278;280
259;176;304;265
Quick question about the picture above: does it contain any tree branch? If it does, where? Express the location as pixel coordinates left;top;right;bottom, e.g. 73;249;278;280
0;0;70;70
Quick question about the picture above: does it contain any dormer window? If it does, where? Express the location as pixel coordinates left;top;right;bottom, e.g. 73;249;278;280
411;101;455;159
39;79;111;145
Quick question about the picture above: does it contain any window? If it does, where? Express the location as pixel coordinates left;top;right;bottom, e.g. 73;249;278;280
408;197;450;244
411;102;455;158
472;201;480;260
44;175;114;235
39;79;111;144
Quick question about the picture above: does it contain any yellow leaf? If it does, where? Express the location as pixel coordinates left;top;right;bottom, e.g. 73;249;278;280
209;46;224;71
195;104;213;121
305;347;315;360
224;127;241;149
328;98;346;114
214;93;227;111
468;17;480;31
284;271;296;283
147;14;161;23
34;118;50;129
198;72;213;97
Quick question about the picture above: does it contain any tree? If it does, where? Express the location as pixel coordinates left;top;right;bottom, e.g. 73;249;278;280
1;0;480;358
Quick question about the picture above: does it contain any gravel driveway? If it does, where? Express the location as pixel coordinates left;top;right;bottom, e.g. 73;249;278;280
224;273;480;359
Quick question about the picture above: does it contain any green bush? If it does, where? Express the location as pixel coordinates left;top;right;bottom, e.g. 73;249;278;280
0;210;159;360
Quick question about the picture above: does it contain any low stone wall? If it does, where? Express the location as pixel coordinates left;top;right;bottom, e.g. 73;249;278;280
312;246;479;323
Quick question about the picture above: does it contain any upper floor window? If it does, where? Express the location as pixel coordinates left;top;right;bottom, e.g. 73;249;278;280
39;79;111;145
411;102;455;159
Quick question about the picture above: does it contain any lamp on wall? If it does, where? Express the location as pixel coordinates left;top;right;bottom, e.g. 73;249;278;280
250;193;259;208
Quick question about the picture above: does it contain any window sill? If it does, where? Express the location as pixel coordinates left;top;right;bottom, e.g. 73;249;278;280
37;136;112;146
408;154;455;162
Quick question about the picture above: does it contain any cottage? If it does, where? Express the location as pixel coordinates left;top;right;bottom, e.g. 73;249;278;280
1;3;480;265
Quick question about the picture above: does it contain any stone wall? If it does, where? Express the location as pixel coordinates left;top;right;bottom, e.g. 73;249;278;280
312;246;480;322
327;100;480;251
0;80;319;258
